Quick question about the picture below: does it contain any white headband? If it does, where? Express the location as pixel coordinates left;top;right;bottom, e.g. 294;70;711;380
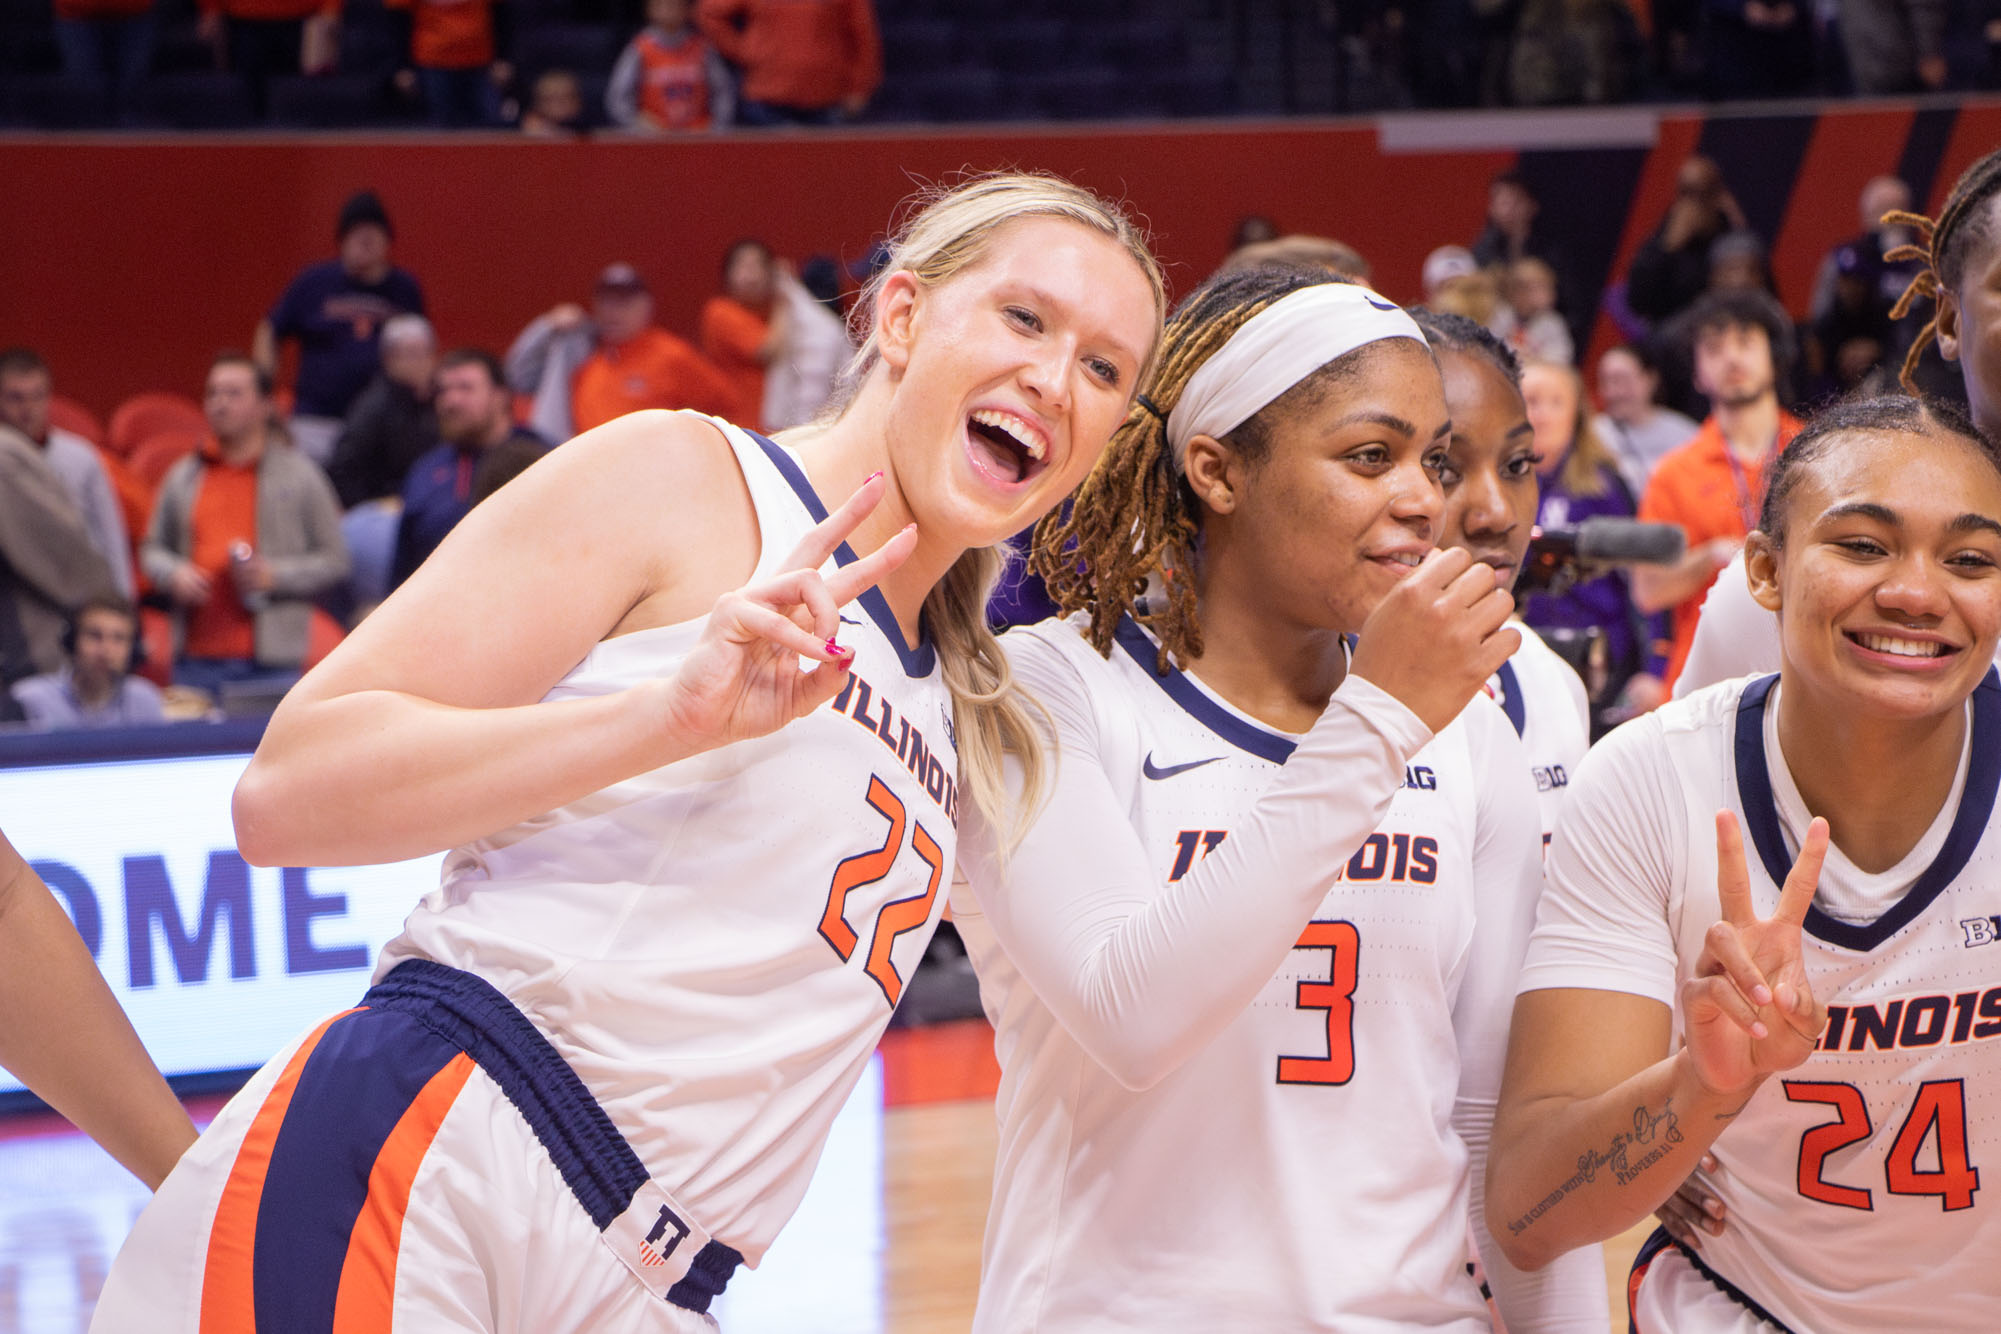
1166;283;1426;468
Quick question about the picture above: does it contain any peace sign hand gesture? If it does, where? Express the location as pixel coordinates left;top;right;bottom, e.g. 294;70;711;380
1681;812;1832;1099
662;471;918;751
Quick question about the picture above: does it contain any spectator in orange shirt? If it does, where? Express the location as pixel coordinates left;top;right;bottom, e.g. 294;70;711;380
141;355;348;702
696;0;879;125
198;0;339;116
505;263;740;439
1634;290;1803;689
607;0;733;131
700;239;785;431
53;0;155;117
387;0;509;126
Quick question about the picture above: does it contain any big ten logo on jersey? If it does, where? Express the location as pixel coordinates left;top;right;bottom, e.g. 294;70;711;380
1533;764;1568;793
1404;765;1436;790
1963;914;2001;948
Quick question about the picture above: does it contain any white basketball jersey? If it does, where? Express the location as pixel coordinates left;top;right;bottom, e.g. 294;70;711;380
380;420;958;1266
957;615;1522;1332
1487;621;1590;844
1526;672;2001;1332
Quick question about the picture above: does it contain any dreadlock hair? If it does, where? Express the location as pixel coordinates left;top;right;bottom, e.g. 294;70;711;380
1032;264;1421;672
1757;392;1998;547
1885;149;2001;390
1410;307;1521;388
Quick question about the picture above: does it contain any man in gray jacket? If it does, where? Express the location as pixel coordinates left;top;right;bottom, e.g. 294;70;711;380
141;354;349;702
0;423;118;690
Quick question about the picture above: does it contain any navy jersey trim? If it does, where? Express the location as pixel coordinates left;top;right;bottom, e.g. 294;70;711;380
1113;616;1296;764
1628;1226;1800;1334
1732;669;2001;953
1494;659;1527;737
751;432;937;679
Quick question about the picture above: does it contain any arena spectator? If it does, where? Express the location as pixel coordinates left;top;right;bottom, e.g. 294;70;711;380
701;239;781;429
254;190;426;466
1218;235;1371;281
0;349;132;599
696;0;880;125
607;0;732;131
1804;242;1899;397
142;355;348;700
1809;176;1920;324
1706;227;1776;297
1626;155;1748;326
392;349;547;586
1634;290;1802;688
9;595;164;730
1469;171;1587;342
506;262;738;439
519;67;584;135
53;0;156;116
0;424;118;683
1493;256;1574;364
1519;360;1663;715
386;0;508;126
1229;214;1279;249
326;312;436;609
761;255;852;431
1421;244;1502;329
1591;343;1699;492
197;0;339;116
1841;0;1949;91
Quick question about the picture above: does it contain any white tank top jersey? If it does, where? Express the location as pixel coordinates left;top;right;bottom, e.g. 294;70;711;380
1522;672;2001;1332
953;615;1549;1332
1487;620;1590;844
379;418;958;1267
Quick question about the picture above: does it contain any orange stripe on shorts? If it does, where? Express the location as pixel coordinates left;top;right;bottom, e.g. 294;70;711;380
199;1008;366;1334
329;1051;477;1334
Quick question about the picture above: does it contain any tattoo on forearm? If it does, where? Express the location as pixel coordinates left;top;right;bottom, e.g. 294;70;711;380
1505;1098;1686;1236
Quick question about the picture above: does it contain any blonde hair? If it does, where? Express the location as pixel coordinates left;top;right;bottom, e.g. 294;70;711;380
837;171;1166;848
1524;360;1617;498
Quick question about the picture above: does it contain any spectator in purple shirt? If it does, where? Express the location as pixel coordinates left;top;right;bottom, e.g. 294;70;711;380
253;191;426;468
1519;359;1666;719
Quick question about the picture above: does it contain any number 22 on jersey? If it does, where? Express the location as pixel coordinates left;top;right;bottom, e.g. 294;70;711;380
819;774;945;1007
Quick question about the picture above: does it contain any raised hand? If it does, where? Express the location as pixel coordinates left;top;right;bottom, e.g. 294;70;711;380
1347;546;1520;733
661;471;918;749
1682;812;1831;1098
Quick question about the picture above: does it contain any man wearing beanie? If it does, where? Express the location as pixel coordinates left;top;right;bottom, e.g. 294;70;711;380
253;189;427;466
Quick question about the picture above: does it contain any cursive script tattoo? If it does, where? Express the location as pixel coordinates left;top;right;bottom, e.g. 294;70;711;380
1506;1097;1686;1236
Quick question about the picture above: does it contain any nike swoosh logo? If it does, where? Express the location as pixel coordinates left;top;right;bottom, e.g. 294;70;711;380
1143;752;1223;780
1364;294;1399;311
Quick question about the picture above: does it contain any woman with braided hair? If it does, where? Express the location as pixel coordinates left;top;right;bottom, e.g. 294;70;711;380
1676;147;2001;697
950;264;1598;1330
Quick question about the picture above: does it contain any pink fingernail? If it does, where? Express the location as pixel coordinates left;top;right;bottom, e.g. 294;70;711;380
825;638;843;656
865;470;884;484
1752;985;1772;1006
1751;1021;1769;1039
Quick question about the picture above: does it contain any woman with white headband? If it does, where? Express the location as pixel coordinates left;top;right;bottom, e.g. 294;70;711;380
953;266;1594;1329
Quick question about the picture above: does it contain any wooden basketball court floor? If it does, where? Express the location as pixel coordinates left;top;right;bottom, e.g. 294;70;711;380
0;1019;1647;1333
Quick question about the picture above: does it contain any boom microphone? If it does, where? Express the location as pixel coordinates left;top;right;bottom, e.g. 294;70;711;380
1517;518;1685;593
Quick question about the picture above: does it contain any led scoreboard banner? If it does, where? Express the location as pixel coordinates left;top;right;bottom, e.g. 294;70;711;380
0;722;444;1102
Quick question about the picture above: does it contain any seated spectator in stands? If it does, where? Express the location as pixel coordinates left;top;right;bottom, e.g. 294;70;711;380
1809;176;1919;322
1706;228;1776;297
608;0;733;131
1591;343;1698;493
519;67;584;134
1804;242;1898;397
1520;360;1664;715
762;255;852;430
1841;0;1949;91
1423;245;1503;331
1493;256;1574;364
1634;290;1802;689
392;350;547;586
53;0;156;117
0;424;117;685
255;190;426;466
506;262;738;439
0;348;131;599
9;596;164;730
327;312;437;608
701;239;781;429
1626;155;1747;326
1469;171;1585;342
142;355;348;701
197;0;339;116
696;0;879;125
387;0;508;126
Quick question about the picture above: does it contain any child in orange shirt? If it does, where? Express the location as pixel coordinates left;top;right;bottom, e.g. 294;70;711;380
606;0;733;131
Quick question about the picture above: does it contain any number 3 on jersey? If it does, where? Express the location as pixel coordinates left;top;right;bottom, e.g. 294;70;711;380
1278;920;1361;1086
819;774;944;1007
